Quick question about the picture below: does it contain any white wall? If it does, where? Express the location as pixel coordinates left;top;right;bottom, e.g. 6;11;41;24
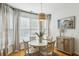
50;3;79;55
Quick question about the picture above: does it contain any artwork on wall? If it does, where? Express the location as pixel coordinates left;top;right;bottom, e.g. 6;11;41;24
58;16;75;29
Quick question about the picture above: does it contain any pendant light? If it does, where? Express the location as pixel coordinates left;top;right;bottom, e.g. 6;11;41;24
38;3;46;21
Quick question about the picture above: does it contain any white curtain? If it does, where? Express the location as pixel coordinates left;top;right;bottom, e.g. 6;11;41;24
0;3;51;56
0;4;3;55
0;4;8;56
0;4;14;56
13;9;20;51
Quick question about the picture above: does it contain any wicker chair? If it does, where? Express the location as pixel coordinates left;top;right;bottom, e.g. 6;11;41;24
23;40;37;56
40;41;55;56
29;36;39;49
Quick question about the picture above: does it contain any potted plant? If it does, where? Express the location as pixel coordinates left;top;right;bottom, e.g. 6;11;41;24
35;31;45;43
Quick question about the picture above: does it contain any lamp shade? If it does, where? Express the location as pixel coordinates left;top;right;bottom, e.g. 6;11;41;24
38;13;46;21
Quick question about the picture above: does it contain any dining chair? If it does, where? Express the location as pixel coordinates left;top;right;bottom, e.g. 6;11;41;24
29;36;38;49
47;41;55;56
40;41;55;56
23;40;37;56
29;36;36;47
48;36;53;42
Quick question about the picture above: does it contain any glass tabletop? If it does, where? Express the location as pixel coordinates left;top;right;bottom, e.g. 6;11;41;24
30;39;48;47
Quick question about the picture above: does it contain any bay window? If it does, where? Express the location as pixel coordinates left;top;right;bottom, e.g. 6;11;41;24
0;3;51;56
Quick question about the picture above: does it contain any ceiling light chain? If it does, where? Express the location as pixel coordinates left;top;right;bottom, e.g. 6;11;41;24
39;2;46;21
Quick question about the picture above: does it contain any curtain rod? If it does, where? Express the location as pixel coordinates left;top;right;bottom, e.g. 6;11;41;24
4;3;38;15
1;3;51;16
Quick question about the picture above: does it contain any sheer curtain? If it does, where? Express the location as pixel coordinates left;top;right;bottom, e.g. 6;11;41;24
0;3;51;56
13;9;20;51
7;6;14;55
19;12;39;49
19;16;30;49
30;18;40;40
0;4;15;55
18;12;50;47
0;4;3;55
0;4;8;56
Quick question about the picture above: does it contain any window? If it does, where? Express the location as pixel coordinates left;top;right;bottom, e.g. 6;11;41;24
19;14;49;42
0;4;51;55
30;18;39;36
19;16;30;42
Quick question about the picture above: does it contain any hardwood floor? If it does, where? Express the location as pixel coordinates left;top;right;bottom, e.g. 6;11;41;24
8;48;68;56
54;48;68;56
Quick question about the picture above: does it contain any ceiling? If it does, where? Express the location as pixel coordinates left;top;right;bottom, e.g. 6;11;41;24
8;3;79;14
8;3;53;14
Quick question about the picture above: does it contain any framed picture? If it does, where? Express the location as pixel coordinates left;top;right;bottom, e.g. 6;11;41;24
58;16;75;29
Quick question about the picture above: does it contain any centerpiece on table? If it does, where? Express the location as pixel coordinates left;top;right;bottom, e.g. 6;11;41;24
35;31;45;43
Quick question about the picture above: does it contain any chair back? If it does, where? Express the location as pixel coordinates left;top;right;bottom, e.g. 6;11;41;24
23;40;29;55
47;36;53;42
47;41;55;55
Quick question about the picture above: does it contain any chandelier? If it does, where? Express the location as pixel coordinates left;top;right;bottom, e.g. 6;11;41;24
38;3;46;21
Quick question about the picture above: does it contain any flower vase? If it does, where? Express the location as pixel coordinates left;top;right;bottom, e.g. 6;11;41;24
39;37;42;43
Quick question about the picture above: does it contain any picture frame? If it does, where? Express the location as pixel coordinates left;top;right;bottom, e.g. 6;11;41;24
58;16;75;29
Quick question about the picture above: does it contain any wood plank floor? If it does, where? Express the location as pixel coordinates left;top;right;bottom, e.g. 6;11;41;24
9;48;68;56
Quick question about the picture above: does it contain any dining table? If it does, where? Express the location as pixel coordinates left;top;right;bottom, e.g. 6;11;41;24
28;38;55;55
30;39;48;55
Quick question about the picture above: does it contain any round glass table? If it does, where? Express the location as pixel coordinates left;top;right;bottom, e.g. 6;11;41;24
30;39;48;55
30;39;48;47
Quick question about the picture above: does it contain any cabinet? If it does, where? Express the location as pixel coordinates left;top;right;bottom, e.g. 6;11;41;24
56;36;74;55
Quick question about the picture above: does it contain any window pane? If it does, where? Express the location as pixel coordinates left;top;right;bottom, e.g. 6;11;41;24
31;29;39;35
30;19;39;29
19;16;30;42
30;19;39;36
